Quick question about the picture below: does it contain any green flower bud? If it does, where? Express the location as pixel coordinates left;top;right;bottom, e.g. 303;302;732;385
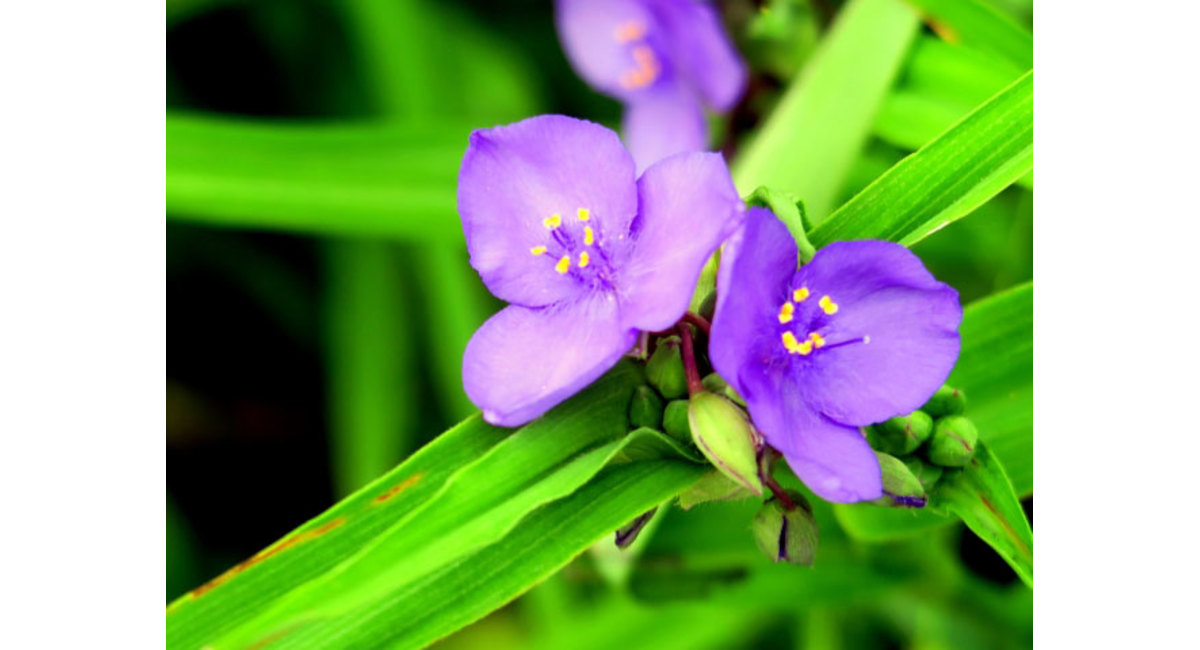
871;452;926;508
902;455;943;493
701;372;747;408
868;410;934;456
646;338;688;399
662;399;691;442
922;385;966;417
687;392;763;495
926;415;979;467
752;490;819;566
628;385;665;430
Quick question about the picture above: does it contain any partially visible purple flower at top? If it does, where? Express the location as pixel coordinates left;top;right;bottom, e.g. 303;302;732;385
710;208;962;503
556;0;746;171
459;114;744;427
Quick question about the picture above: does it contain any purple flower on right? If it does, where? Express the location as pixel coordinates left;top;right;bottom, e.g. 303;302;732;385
710;208;963;503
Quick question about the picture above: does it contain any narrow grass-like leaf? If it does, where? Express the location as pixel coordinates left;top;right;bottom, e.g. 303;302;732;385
810;70;1031;248
324;240;416;495
935;441;1033;586
166;114;468;240
167;362;643;648
904;0;1033;70
948;281;1032;496
732;0;919;221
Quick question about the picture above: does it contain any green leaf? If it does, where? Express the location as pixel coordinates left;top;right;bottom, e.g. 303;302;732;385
166;114;468;240
833;503;952;542
935;441;1033;586
948;282;1032;496
809;70;1032;248
905;0;1033;70
732;0;919;221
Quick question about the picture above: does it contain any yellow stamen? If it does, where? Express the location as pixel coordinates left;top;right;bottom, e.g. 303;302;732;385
781;331;800;353
619;45;660;89
584;226;595;246
777;301;794;324
577;207;590;222
819;295;839;315
578;251;590;268
793;287;810;302
543;214;562;229
555;255;571;274
530;245;547;256
796;340;813;355
808;332;826;348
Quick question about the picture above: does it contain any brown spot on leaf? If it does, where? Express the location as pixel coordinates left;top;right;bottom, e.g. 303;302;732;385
373;472;424;504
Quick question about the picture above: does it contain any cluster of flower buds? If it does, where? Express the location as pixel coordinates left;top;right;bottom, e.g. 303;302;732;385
865;385;978;508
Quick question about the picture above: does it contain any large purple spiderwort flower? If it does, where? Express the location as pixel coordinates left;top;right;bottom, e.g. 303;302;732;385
710;208;962;503
555;0;746;171
459;115;743;427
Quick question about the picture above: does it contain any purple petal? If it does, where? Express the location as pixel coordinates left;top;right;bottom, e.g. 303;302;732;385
616;152;743;331
622;85;708;173
555;0;674;102
710;207;798;398
738;362;882;503
797;240;963;425
458;115;638;307
463;291;637;427
651;0;747;110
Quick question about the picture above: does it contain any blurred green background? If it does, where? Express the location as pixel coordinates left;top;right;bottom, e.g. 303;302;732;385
166;0;1032;647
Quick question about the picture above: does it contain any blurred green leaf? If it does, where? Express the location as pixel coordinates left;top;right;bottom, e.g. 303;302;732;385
904;0;1033;70
733;0;920;221
166;114;468;240
324;239;416;495
935;442;1033;587
948;282;1032;496
834;503;952;542
810;70;1032;248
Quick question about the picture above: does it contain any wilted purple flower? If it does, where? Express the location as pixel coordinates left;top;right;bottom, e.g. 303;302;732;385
459;115;743;427
710;208;962;503
556;0;746;170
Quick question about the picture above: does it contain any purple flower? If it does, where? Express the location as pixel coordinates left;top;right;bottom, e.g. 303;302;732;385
556;0;746;171
710;208;962;503
459;115;744;427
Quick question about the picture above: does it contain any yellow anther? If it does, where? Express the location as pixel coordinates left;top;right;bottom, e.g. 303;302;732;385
530;245;547;256
555;255;571;274
584;226;595;246
796;340;813;355
613;20;647;43
620;45;660;89
793;287;810;302
781;331;800;353
578;251;590;268
777;301;794;324
808;332;826;348
819;295;839;315
577;207;590;222
543;214;562;229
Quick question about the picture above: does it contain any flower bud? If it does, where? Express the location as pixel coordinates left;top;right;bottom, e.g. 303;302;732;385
701;372;747;408
752;490;819;566
922;385;966;417
687;392;763;495
646;338;688;399
662;399;691;442
678;470;754;510
628;385;664;430
926;415;978;467
902;455;943;493
871;452;926;508
868;410;933;456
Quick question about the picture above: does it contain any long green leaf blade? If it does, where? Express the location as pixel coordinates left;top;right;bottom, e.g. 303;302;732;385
166;114;468;240
732;0;919;221
809;70;1032;248
905;0;1033;70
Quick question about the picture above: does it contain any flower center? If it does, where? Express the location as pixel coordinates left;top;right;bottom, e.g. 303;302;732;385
776;286;869;356
529;207;613;288
612;20;661;90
